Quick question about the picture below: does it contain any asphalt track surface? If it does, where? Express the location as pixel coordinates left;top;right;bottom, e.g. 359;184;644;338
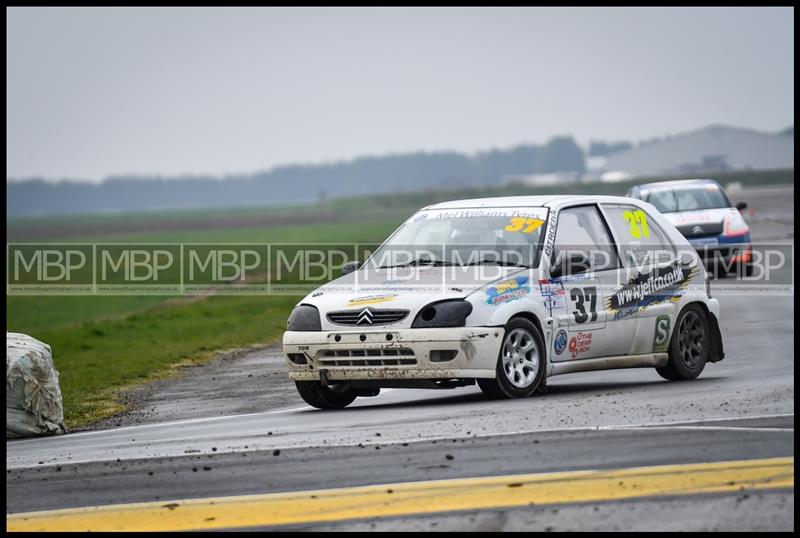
5;186;795;531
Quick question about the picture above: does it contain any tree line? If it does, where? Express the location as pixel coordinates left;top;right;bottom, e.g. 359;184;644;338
8;136;589;217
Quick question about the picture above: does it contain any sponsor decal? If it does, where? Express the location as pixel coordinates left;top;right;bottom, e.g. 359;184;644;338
554;329;568;355
653;315;671;352
673;212;712;224
486;276;530;305
607;262;697;315
544;295;566;310
540;277;596;314
689;237;719;246
612;306;640;321
432;209;545;220
539;273;590;285
568;332;592;359
347;294;398;307
539;280;565;298
544;212;558;257
504;217;545;234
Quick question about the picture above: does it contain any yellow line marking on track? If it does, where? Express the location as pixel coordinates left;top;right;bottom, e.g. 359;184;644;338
6;457;793;532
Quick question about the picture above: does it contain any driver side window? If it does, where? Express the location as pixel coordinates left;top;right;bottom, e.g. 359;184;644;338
552;206;618;276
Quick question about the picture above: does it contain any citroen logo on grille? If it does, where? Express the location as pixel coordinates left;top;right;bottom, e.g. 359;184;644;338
691;225;704;234
357;308;374;325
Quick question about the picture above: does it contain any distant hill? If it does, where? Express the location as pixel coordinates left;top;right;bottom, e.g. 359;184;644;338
6;136;585;217
603;124;794;177
6;124;794;218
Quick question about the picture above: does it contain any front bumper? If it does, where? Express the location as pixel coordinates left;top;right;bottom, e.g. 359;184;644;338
282;327;504;381
691;242;752;265
688;233;752;265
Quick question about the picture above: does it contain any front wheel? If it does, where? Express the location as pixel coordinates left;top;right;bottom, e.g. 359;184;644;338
295;381;357;409
478;318;546;399
656;304;709;381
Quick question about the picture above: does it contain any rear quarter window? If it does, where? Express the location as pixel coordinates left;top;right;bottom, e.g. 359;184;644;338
601;204;676;267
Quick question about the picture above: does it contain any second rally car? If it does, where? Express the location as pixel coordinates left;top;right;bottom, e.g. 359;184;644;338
283;195;724;408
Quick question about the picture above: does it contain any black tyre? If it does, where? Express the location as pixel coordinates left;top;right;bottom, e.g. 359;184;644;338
295;381;358;409
478;318;546;399
656;304;709;381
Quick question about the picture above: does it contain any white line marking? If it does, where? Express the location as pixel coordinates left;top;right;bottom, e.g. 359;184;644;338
6;405;312;444
596;412;795;430
606;426;794;433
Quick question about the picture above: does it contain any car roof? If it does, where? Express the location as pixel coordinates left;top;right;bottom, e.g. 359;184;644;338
423;194;643;210
633;178;722;192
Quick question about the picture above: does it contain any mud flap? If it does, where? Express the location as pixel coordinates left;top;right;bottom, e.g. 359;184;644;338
708;313;725;363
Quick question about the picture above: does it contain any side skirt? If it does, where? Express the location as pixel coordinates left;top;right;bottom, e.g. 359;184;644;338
550;353;669;377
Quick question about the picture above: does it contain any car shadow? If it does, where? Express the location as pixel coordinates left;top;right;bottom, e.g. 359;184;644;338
544;376;719;396
299;376;724;413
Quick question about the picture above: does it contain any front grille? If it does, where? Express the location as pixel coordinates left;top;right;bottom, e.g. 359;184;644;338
317;347;417;367
327;308;409;326
677;221;724;238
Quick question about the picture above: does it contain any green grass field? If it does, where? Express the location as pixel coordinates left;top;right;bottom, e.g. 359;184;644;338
6;214;407;427
6;168;793;427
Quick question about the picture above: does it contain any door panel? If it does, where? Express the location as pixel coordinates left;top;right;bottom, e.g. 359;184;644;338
548;205;636;362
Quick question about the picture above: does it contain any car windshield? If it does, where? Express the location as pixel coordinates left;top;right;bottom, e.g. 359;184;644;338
644;185;731;213
368;207;549;269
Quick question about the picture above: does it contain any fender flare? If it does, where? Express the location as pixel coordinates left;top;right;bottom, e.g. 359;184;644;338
707;311;725;363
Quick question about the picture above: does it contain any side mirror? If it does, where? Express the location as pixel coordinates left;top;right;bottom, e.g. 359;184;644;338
550;251;590;279
736;201;748;211
341;260;361;276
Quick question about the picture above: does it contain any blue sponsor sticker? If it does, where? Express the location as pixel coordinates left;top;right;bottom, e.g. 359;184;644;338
554;329;568;355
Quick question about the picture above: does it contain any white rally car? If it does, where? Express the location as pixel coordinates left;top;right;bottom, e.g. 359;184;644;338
283;195;725;409
626;179;752;275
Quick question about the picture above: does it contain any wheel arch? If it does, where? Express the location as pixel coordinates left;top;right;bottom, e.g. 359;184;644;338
506;311;551;375
680;300;725;363
508;311;545;339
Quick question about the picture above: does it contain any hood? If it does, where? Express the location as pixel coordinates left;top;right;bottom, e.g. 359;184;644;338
298;265;535;329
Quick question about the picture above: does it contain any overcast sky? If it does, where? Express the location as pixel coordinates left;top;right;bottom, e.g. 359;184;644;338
6;7;794;182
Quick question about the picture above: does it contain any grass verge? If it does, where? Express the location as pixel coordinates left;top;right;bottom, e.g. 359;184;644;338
15;295;301;428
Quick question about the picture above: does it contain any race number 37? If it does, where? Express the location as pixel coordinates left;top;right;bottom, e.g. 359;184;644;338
504;217;545;233
570;286;598;324
624;209;649;238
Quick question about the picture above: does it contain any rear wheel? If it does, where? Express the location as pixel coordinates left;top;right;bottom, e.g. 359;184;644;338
656;304;709;381
295;381;358;409
478;318;545;399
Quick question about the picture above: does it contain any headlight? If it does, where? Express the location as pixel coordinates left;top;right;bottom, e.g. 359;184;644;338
411;300;473;328
287;304;322;331
724;211;749;237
